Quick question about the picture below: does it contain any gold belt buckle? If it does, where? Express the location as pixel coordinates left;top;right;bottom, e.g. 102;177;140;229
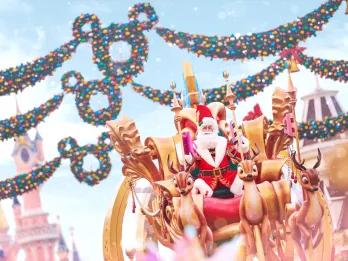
213;168;222;176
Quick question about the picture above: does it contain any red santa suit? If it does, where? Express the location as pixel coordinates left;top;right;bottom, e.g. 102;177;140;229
195;142;236;191
192;105;242;195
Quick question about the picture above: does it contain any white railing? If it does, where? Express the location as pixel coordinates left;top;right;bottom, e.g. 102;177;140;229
16;224;59;245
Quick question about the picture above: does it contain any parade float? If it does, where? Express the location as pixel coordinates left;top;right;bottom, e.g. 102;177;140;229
103;63;334;261
0;1;347;260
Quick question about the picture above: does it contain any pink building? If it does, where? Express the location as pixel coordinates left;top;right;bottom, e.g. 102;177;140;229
0;104;81;261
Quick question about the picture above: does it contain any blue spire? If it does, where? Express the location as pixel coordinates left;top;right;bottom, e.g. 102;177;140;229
72;240;80;261
34;129;43;141
12;196;20;207
0;244;4;259
57;232;69;254
71;227;80;261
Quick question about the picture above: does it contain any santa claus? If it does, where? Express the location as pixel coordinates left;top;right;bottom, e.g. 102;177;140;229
185;105;247;198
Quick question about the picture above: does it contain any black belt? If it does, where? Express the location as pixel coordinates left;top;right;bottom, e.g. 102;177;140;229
200;166;229;176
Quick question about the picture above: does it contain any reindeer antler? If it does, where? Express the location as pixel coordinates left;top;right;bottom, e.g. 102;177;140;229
291;151;306;171
185;161;195;173
167;155;193;174
167;156;179;175
312;148;321;169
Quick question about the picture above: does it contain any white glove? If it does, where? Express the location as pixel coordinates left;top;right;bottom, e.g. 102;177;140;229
237;136;250;154
192;178;213;197
184;154;193;164
230;174;244;196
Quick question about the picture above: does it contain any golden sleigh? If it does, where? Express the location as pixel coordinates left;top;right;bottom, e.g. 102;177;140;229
102;85;334;261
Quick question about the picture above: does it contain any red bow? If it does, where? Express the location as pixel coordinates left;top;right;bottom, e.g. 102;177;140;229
280;46;306;63
243;104;263;121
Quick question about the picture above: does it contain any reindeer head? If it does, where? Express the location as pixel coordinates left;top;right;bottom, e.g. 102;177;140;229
291;149;321;193
168;161;194;196
236;145;259;182
173;171;194;196
237;159;258;182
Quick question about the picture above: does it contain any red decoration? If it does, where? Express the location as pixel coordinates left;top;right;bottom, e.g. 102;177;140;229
280;46;306;63
243;104;263;121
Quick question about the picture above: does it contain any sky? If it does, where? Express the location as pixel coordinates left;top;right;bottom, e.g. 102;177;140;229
0;0;347;260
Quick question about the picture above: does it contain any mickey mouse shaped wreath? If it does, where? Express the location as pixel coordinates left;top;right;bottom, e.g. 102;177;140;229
58;132;112;185
61;71;122;126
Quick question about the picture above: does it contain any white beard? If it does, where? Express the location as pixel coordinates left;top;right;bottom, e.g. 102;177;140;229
195;131;227;168
196;132;219;150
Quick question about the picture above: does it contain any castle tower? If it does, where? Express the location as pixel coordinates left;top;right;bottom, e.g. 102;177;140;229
11;101;59;261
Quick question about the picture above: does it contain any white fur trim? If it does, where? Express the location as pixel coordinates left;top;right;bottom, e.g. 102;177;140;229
200;117;218;133
214;136;227;167
195;147;216;167
193;178;213;197
230;174;244;196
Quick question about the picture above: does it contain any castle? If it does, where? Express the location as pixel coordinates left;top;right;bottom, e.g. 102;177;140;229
0;104;81;261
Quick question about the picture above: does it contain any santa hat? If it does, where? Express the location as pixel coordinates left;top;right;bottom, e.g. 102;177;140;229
196;105;213;124
196;105;218;131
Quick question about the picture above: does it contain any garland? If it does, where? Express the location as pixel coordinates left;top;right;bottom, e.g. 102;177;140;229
0;40;79;96
298;112;348;140
57;132;112;185
0;132;113;199
0;157;62;199
0;1;347;101
0;70;123;142
299;53;348;82
205;58;287;103
61;72;122;126
132;82;176;106
0;3;158;97
155;0;343;60
0;94;63;141
1;1;347;199
132;57;287;105
73;3;158;85
1;81;346;198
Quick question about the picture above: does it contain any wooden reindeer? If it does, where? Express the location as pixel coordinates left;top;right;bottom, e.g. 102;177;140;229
238;157;277;261
170;163;214;256
288;149;324;261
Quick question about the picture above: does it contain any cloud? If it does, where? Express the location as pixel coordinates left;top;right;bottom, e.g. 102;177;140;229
33;27;46;50
0;33;31;69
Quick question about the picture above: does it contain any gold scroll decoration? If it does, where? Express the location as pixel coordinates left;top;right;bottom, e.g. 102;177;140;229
107;116;162;183
266;87;292;159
